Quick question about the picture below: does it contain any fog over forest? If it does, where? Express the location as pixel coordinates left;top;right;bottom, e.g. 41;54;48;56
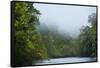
34;3;96;37
14;2;97;66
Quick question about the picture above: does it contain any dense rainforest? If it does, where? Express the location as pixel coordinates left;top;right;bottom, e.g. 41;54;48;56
13;2;97;66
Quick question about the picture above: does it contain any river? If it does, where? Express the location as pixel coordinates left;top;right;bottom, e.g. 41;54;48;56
33;57;96;65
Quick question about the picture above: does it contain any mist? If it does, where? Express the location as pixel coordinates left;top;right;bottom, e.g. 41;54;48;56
34;3;96;37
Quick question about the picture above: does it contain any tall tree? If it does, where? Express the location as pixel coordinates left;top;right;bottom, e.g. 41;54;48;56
79;13;97;57
14;2;48;66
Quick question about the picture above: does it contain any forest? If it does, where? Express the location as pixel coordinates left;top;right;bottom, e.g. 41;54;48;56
13;2;97;66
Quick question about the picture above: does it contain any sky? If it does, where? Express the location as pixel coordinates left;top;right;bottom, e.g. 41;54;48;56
34;3;96;37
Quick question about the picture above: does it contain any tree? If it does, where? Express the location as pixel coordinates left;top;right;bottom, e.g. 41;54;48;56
79;13;97;57
14;2;48;66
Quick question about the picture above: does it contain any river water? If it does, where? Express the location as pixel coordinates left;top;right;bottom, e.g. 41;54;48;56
33;57;96;65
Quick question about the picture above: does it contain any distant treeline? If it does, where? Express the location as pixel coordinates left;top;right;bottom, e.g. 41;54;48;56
14;2;97;66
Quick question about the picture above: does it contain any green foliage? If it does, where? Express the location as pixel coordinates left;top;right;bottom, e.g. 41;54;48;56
38;25;81;58
79;13;97;57
14;1;97;66
14;2;48;66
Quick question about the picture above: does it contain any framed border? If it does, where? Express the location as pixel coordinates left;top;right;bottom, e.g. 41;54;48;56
11;1;98;67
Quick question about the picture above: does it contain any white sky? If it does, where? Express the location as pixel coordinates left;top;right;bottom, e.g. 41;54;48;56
34;3;96;37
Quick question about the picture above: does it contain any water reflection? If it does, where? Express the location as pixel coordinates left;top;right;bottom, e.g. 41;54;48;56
33;57;96;65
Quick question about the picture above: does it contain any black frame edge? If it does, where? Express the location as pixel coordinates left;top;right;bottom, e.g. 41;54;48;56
11;1;97;7
11;1;15;67
10;1;98;67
